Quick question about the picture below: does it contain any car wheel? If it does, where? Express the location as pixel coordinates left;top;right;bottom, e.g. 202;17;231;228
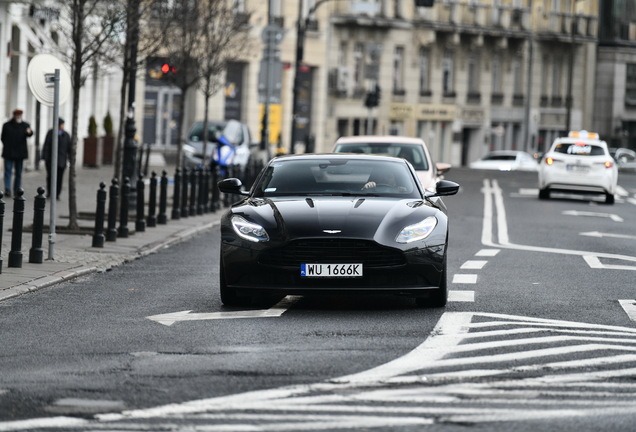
605;193;615;205
538;188;550;200
219;259;249;306
415;258;448;308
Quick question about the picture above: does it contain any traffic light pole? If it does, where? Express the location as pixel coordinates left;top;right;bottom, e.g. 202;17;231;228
123;0;141;200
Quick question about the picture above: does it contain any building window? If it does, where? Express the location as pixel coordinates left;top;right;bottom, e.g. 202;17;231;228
512;56;523;95
626;64;636;106
491;54;502;94
540;54;550;97
468;53;480;94
354;43;364;88
338;41;347;67
551;54;562;98
393;45;405;94
442;50;455;96
419;47;431;96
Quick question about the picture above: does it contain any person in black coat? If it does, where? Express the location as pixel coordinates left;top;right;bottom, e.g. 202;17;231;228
42;118;72;201
1;109;33;197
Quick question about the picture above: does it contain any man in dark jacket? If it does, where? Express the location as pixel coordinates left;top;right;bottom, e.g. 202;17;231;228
42;118;72;201
1;109;33;197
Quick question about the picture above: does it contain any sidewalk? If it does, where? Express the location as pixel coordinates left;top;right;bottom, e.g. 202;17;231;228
0;158;223;302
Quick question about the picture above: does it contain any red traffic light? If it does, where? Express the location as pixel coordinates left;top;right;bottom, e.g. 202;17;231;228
161;63;170;74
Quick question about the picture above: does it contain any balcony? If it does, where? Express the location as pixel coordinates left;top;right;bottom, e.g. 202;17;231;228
417;2;530;34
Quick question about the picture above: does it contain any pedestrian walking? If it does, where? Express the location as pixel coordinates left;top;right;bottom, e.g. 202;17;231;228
1;109;33;197
42;118;72;201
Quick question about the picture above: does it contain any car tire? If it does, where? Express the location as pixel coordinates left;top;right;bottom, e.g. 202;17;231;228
219;258;250;306
415;258;448;308
538;188;550;200
605;193;615;205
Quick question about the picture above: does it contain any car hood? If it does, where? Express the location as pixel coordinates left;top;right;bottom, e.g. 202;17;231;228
231;196;447;247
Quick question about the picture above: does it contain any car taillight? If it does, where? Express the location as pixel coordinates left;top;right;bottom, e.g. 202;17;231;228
545;157;554;165
605;160;613;168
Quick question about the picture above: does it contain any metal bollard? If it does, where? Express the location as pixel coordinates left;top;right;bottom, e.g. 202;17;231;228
158;170;168;224
135;175;146;233
211;166;220;212
189;168;197;216
181;167;190;218
118;177;130;238
91;182;106;248
29;187;46;262
106;178;119;242
203;167;210;213
197;168;205;215
0;191;4;273
171;168;181;220
147;171;157;227
8;188;25;268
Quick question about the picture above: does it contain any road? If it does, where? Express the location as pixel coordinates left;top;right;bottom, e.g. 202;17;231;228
1;168;636;431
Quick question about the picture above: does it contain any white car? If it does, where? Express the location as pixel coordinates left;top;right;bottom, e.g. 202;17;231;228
538;131;618;204
469;150;538;172
332;135;451;191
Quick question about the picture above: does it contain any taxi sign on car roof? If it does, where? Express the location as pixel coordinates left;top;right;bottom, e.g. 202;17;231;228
568;130;599;140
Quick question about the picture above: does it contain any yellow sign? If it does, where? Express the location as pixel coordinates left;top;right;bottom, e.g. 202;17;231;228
259;104;282;145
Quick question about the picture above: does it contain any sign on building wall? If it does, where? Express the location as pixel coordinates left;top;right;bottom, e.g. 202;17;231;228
225;62;244;121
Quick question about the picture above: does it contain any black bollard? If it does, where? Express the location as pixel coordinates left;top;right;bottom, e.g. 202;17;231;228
135;175;146;233
181;167;189;218
171;168;181;220
211;166;220;212
158;170;168;224
92;182;107;248
106;178;119;242
118;177;130;238
8;188;25;268
147;171;157;227
189;168;197;216
197;168;205;215
203;167;210;213
0;191;4;273
29;187;46;262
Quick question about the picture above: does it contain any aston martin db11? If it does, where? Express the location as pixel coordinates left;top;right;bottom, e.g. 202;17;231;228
218;153;459;307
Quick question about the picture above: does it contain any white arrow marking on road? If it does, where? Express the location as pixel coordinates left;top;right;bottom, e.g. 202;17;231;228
562;210;623;222
580;231;636;241
619;300;636;321
147;296;301;326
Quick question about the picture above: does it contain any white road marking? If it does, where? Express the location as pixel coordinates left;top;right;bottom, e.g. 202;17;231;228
448;290;474;302
580;231;636;241
583;255;636;271
460;260;487;270
482;179;636;268
562;210;624;222
618;300;636;321
146;296;300;326
475;249;500;257
452;274;477;284
84;312;636;429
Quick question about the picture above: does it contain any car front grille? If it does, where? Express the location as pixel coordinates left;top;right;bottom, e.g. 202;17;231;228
259;239;406;268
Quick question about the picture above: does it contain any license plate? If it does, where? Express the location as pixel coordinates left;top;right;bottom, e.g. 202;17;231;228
300;263;363;277
566;164;590;173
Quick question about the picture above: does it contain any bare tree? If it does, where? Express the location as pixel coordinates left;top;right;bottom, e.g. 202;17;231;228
195;2;252;167
55;0;124;230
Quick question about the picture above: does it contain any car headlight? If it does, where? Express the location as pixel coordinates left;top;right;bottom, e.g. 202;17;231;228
231;215;269;242
396;216;438;243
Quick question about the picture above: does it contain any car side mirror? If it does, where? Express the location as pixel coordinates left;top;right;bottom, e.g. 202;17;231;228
434;179;459;196
218;178;248;195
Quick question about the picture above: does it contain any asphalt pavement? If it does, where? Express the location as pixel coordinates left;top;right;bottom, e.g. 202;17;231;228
0;154;223;302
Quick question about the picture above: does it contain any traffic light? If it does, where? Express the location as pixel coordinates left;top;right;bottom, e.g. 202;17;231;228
161;62;177;76
364;84;381;108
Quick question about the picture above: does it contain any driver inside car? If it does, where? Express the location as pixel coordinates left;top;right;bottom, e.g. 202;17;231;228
362;170;407;192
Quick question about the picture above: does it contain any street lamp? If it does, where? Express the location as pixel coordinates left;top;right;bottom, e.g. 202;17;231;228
290;0;335;154
123;0;141;200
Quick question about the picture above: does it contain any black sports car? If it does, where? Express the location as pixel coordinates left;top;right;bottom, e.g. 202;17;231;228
218;154;459;307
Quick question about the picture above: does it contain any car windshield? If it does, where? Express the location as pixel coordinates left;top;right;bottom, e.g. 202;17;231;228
333;143;429;171
253;158;421;198
188;122;225;142
553;143;606;156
